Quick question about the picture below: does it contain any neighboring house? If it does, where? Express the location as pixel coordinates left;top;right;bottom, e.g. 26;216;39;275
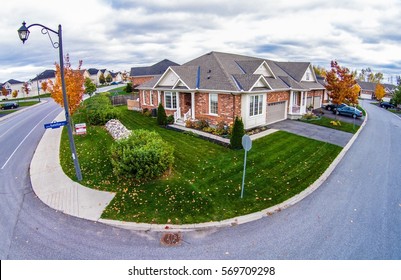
316;75;330;105
357;81;376;100
130;59;179;88
83;68;100;85
83;68;118;85
30;69;56;96
358;80;396;101
0;79;25;99
138;51;325;129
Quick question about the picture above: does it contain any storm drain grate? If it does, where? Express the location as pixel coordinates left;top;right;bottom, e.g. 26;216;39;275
160;232;182;246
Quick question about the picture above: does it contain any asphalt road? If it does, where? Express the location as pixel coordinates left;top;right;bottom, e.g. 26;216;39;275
1;99;400;259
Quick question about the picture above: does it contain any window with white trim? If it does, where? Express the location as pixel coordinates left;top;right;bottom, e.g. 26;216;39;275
249;94;263;116
209;93;218;115
164;91;177;109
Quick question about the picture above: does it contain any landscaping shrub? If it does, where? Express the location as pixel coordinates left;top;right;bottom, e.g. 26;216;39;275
230;116;244;149
166;115;174;124
85;93;120;125
157;103;167;125
110;129;174;180
125;82;133;93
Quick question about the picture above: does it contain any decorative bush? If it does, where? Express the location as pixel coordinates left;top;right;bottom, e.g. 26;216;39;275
125;82;133;93
157;103;167;125
230;116;245;149
85;93;120;125
166;115;175;124
110;129;174;180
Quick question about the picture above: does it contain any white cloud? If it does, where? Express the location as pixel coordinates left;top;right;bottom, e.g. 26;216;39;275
1;0;401;82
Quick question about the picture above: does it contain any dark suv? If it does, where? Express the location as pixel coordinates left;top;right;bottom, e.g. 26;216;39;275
380;101;395;109
1;102;19;110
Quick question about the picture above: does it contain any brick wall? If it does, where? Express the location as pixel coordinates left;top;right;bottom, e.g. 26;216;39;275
131;76;154;87
267;91;290;103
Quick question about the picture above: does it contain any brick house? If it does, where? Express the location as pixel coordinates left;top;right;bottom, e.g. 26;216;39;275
130;59;179;88
358;80;396;101
138;51;325;130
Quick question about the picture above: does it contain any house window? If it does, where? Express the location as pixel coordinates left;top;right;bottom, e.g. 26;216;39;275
165;91;177;109
249;95;263;116
209;93;218;115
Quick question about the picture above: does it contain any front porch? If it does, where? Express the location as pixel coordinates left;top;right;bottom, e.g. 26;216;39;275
288;90;308;119
173;92;196;124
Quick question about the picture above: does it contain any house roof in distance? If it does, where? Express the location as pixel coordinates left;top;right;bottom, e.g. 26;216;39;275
31;69;56;81
130;59;180;77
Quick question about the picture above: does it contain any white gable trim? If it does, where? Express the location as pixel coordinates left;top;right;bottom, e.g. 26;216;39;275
153;67;177;88
254;61;276;79
301;64;317;82
250;75;272;91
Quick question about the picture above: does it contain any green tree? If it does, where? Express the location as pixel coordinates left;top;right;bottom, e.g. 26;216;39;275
157;103;167;125
106;74;113;84
392;84;401;107
84;77;97;96
125;82;133;93
230;116;245;149
99;72;105;85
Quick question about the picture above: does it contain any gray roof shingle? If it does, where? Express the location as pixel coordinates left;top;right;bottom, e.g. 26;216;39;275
139;51;322;92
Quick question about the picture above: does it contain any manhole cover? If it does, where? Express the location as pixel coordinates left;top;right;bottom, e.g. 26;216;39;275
160;232;182;246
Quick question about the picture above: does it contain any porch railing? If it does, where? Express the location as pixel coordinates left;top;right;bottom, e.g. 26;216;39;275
183;109;191;121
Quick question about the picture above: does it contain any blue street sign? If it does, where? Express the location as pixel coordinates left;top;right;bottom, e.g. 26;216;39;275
44;121;68;129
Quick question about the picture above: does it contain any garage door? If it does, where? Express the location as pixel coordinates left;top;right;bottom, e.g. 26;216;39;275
313;96;321;109
266;101;287;124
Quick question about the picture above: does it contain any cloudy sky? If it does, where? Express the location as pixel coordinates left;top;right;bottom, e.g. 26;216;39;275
1;0;401;83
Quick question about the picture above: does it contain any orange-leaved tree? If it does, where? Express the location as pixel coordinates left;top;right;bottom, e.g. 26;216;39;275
326;61;358;106
41;81;49;93
375;83;386;101
49;54;84;115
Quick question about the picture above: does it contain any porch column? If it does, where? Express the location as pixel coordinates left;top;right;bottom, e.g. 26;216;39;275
289;90;294;114
300;91;305;114
157;90;161;105
191;91;195;119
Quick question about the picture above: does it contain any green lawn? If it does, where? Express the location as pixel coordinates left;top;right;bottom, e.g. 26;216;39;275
60;106;342;224
301;116;360;133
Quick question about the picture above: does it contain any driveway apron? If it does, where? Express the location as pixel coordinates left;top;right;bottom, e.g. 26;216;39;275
269;120;353;147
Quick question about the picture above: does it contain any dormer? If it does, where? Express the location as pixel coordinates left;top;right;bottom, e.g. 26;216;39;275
253;61;276;78
301;65;317;82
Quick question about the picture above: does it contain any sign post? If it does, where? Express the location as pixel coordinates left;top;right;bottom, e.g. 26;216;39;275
241;134;252;198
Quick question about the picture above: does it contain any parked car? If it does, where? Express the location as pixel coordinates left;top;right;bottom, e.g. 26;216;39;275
325;103;347;111
336;105;363;118
379;101;395;109
1;102;19;110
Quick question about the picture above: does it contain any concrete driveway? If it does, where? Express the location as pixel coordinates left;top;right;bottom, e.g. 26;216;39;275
269;119;353;147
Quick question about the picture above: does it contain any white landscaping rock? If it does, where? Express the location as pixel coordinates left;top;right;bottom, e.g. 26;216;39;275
105;119;131;140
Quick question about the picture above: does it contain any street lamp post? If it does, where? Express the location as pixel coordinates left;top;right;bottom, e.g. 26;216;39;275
18;21;82;181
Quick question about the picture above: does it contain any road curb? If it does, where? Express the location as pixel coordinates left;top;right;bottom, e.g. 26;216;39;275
30;109;368;232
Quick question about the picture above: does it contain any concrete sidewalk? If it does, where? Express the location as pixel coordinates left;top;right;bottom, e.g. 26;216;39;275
30;111;367;231
30;112;115;221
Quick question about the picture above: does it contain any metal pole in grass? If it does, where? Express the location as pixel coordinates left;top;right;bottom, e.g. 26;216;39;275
241;135;252;198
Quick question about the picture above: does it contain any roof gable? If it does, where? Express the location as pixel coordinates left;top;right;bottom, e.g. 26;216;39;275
154;67;190;89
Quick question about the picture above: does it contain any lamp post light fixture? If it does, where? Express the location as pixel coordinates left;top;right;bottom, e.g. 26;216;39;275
18;21;82;181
